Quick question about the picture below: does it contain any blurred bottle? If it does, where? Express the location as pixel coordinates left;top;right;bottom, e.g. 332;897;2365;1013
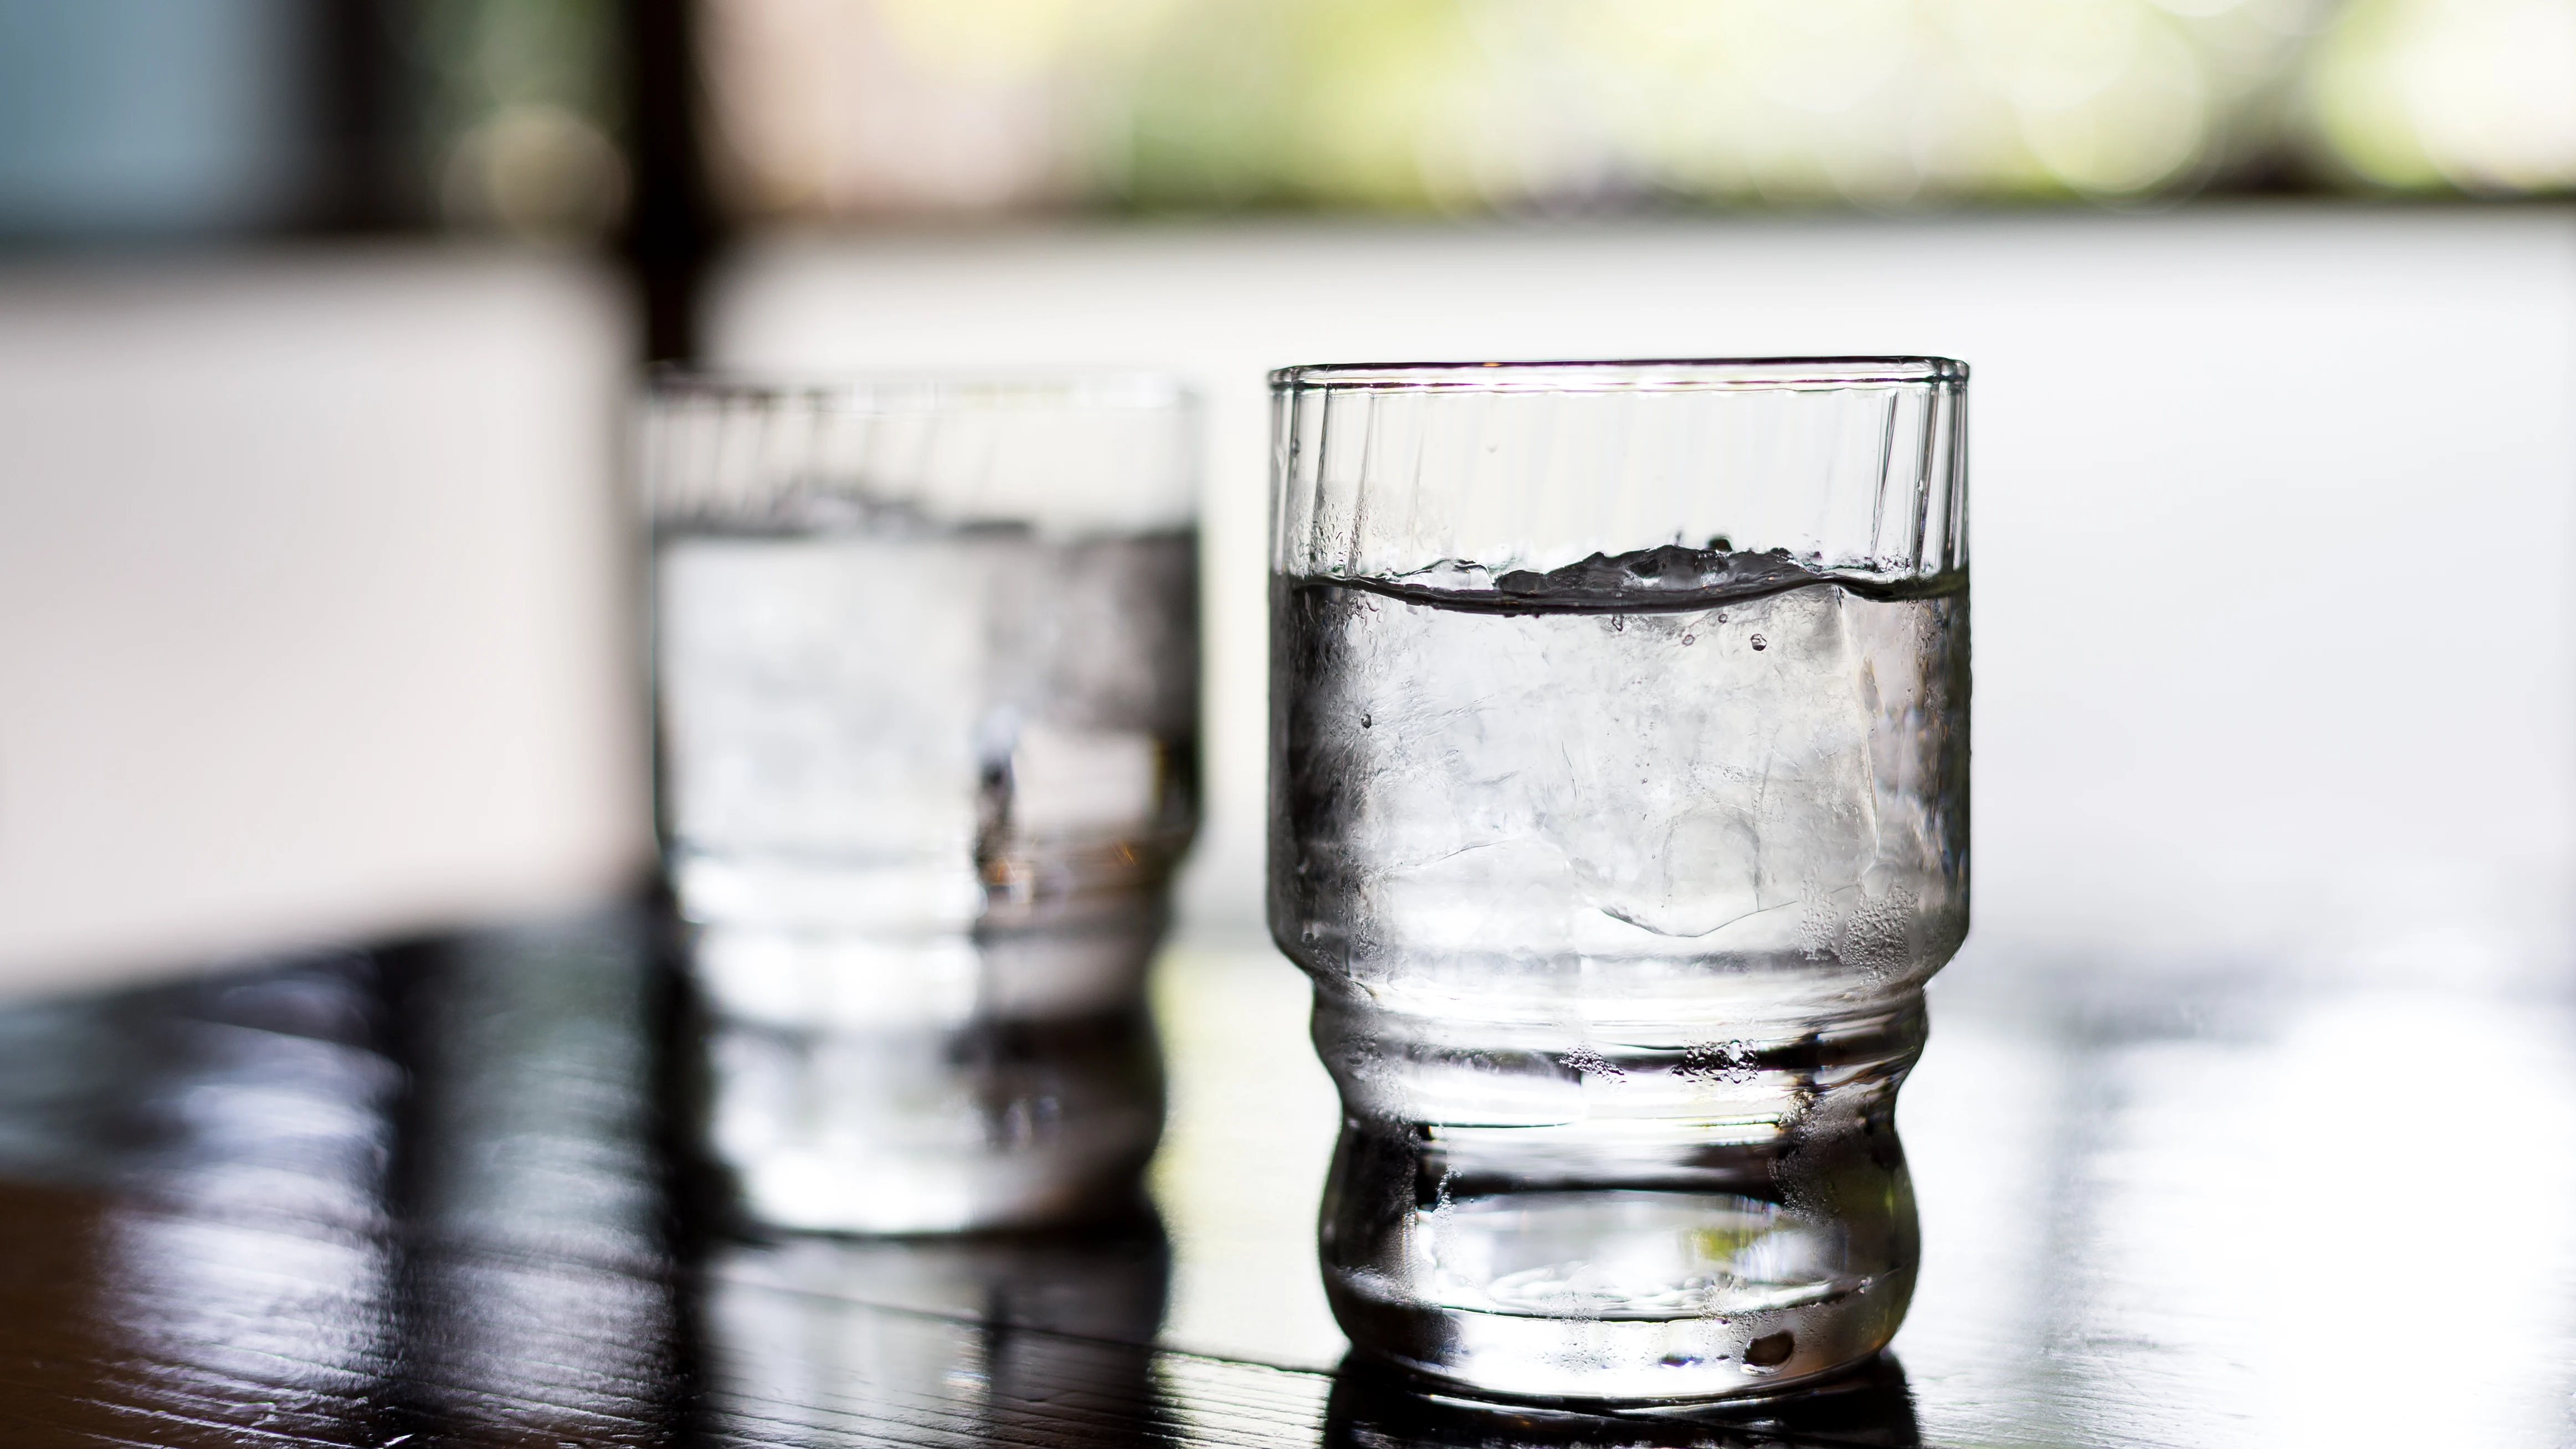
648;373;1198;1234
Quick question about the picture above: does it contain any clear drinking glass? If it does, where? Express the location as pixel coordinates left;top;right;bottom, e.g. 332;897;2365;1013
647;373;1198;1234
1269;357;1968;1400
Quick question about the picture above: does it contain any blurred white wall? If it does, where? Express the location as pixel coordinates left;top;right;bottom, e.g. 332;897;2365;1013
0;249;651;994
9;216;2557;997
711;207;2576;976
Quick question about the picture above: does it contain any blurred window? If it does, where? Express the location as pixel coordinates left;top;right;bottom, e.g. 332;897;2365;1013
0;0;624;246
2303;0;2576;193
425;0;628;241
6;0;2565;246
697;0;2576;220
0;0;312;240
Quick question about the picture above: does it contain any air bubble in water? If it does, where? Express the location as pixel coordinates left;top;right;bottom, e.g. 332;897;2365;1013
1744;1331;1794;1369
1750;634;1768;651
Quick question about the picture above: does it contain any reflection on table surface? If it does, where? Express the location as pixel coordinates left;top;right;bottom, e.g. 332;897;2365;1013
0;905;2568;1447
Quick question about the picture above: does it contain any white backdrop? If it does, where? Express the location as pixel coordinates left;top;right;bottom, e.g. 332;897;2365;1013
713;207;2576;980
0;249;649;991
2;210;2564;996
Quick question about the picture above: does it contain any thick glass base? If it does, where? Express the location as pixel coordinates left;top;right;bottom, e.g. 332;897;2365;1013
1321;1345;1924;1447
701;1005;1163;1234
1311;986;1925;1402
679;880;1171;1235
1328;1261;1914;1403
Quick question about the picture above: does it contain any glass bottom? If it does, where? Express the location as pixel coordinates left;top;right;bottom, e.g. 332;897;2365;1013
1321;1342;1925;1446
676;876;1172;1235
1311;987;1925;1402
701;1006;1164;1234
1328;1256;1913;1403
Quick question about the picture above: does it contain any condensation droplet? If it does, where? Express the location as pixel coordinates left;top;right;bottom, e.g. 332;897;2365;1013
1681;634;1696;646
1745;1331;1794;1368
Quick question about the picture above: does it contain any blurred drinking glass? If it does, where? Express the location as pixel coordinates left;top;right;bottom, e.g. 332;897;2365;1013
647;374;1198;1234
1270;358;1968;1400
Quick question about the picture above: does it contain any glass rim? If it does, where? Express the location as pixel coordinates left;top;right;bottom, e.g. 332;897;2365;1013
648;366;1194;411
1268;356;1966;393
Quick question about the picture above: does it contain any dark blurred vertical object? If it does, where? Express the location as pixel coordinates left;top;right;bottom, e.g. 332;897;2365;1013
620;0;721;361
312;0;433;231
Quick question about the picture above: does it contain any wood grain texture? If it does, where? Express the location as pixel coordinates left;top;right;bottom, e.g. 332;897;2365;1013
13;907;2570;1446
0;911;1927;1448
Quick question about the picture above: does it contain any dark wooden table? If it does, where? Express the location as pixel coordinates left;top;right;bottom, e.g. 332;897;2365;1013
1;907;2569;1447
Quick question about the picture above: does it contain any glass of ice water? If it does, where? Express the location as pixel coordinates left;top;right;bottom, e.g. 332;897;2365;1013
647;373;1198;1234
1269;358;1968;1400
